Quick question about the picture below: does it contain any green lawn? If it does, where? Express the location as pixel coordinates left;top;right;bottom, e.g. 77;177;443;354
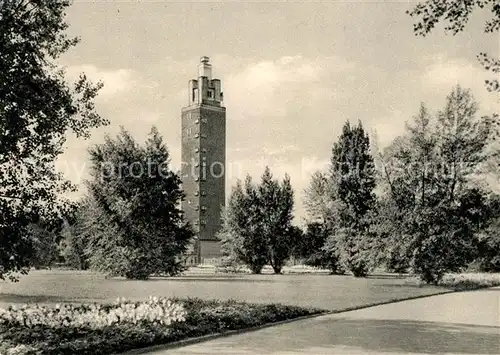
0;269;449;311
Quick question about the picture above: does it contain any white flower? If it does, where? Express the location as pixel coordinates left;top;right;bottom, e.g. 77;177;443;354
0;297;186;330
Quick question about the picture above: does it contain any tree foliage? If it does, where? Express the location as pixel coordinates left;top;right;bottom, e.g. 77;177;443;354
293;222;325;264
380;86;499;283
302;169;343;273
407;0;500;92
472;193;500;271
303;171;334;224
259;168;295;273
327;121;377;277
299;222;343;273
331;121;377;221
219;178;267;273
84;126;193;279
26;221;58;269
301;121;378;276
57;199;95;270
0;0;107;280
299;87;498;282
219;167;297;274
373;196;413;273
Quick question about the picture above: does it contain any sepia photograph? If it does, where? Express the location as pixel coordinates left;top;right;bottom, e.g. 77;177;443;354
0;0;499;354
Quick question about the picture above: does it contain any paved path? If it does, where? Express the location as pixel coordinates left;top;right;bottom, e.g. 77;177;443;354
150;288;500;354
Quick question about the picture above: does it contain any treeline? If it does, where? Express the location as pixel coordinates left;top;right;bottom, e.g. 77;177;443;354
17;86;500;284
219;86;500;284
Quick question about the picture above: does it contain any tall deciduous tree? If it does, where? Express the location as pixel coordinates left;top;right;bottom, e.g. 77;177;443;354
381;86;499;283
85;126;193;279
0;0;107;280
377;106;436;272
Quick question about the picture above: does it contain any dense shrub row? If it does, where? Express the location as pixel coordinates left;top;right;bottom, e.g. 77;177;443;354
0;298;324;355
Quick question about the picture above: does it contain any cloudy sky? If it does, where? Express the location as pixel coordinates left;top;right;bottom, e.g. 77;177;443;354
58;0;499;224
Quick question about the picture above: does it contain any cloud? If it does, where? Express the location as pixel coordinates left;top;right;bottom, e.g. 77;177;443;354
371;109;409;149
262;144;301;157
421;55;499;114
363;54;500;152
65;64;138;98
223;55;355;121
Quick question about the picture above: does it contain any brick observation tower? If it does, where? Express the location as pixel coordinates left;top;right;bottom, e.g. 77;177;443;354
181;56;226;264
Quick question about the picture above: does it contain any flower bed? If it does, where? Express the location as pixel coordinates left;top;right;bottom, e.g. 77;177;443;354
0;297;325;355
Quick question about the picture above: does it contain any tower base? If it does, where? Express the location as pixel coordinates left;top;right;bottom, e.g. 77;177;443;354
185;239;223;266
199;239;222;262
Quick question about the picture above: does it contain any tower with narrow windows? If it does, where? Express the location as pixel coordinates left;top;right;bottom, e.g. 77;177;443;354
181;56;225;264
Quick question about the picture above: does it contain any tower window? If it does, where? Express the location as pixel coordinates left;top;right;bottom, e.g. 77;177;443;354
201;191;207;196
207;91;213;98
201;206;207;211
